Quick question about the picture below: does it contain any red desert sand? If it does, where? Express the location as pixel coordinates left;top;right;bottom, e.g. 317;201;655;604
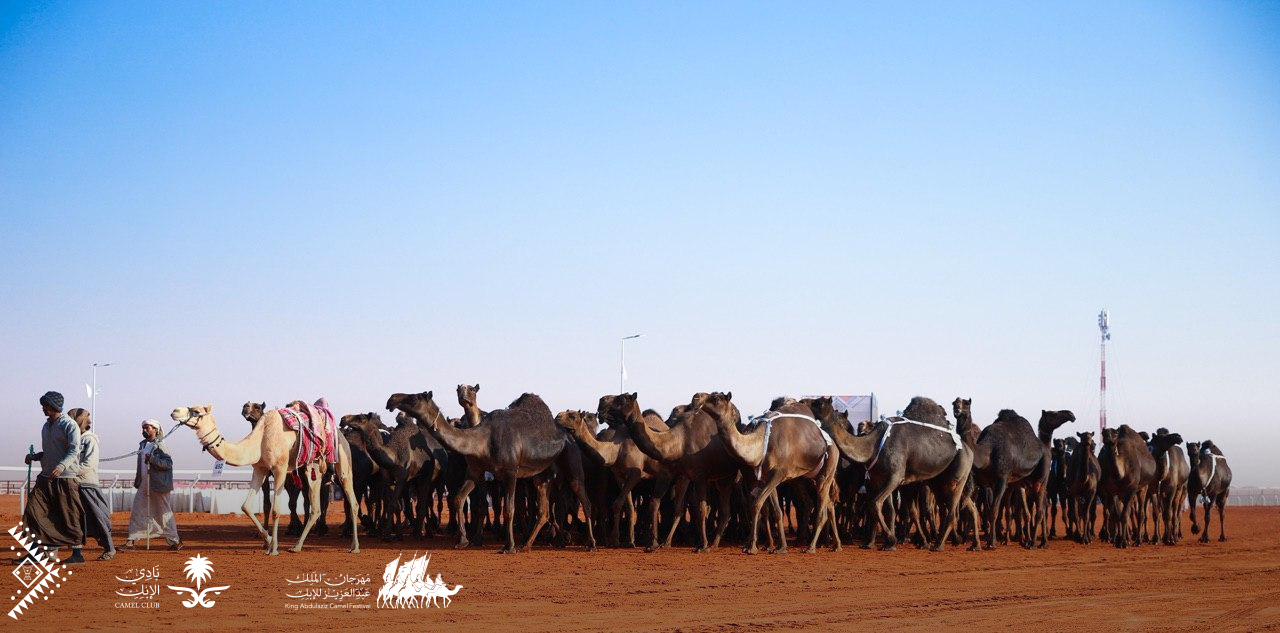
2;497;1277;632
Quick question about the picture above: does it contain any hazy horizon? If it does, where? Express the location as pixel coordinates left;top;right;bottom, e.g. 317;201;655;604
2;3;1278;485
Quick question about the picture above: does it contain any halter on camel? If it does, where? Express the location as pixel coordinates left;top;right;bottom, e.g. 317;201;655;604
749;411;834;480
174;408;227;450
865;417;963;472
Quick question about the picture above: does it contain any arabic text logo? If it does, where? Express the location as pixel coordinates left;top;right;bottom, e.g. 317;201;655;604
7;521;74;620
115;565;161;609
377;552;462;609
166;554;231;608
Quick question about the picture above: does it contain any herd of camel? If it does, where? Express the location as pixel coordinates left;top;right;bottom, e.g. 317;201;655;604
167;386;1233;556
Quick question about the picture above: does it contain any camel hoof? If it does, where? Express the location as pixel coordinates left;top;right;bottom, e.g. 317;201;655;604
350;548;360;554
585;546;597;552
804;547;816;554
268;551;279;556
692;547;709;554
831;545;842;552
454;542;470;549
743;547;756;555
288;546;302;554
643;546;657;553
1219;536;1227;542
930;544;944;553
880;544;897;552
860;543;873;550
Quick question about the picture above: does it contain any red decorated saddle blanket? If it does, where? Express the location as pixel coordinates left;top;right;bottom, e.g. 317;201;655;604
277;398;338;469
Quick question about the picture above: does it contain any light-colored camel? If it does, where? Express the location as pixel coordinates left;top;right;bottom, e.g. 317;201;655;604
170;404;360;555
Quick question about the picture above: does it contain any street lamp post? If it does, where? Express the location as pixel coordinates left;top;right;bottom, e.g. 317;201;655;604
90;362;113;421
619;334;642;393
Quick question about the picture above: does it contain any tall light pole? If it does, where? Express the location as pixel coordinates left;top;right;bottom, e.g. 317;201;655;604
619;334;642;393
1097;310;1110;432
90;362;113;421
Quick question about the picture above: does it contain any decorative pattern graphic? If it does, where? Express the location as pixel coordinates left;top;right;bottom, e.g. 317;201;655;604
8;522;73;620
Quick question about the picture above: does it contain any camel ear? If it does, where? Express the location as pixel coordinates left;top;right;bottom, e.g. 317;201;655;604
725;391;732;401
474;384;480;392
425;391;433;399
630;392;638;400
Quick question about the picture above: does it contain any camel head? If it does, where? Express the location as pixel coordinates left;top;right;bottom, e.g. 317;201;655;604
1052;438;1065;457
241;401;266;426
1075;431;1096;454
807;396;851;435
610;392;646;427
699;392;739;427
172;405;214;428
1100;426;1119;448
596;394;625;428
386;390;444;429
1037;409;1075;439
342;412;386;441
769;395;797;410
1201;440;1222;456
1149;431;1183;453
456;384;480;408
395;412;416;428
952;397;972;420
1185;441;1201;467
554;410;595;435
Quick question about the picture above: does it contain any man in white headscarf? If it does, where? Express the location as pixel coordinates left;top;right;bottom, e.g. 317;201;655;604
123;419;182;550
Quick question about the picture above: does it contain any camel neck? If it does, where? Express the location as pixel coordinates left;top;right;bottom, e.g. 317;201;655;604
202;416;264;466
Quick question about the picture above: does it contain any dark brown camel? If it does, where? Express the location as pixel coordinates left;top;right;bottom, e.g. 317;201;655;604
1067;431;1101;544
824;397;978;551
387;390;596;552
971;408;1075;549
1186;440;1231;544
1148;429;1188;545
1097;424;1156;548
705;393;841;554
623;392;740;553
457;384;484;428
556;399;677;549
339;412;437;539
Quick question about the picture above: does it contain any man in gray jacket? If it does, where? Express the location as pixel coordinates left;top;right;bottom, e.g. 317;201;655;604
18;391;86;565
123;419;181;550
70;408;116;560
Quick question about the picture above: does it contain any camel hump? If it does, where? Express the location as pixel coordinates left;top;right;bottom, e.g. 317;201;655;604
902;397;948;426
994;409;1026;425
508;392;548;411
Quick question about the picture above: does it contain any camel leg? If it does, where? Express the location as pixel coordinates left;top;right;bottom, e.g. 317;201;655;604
291;463;324;553
985;479;1007;550
690;481;710;553
661;477;690;550
871;472;904;551
931;474;967;553
268;465;288;555
646;474;674;552
807;479;835;554
710;479;733;549
241;467;273;542
1216;495;1227;542
748;472;785;555
963;495;982;551
286;475;304;536
558;444;597;551
1035;482;1050;548
520;477;552;551
611;472;641;548
335;444;360;553
499;475;518;553
452;477;478;548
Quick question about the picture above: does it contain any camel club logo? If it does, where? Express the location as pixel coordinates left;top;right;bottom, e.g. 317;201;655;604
7;522;74;620
377;552;462;609
167;554;231;608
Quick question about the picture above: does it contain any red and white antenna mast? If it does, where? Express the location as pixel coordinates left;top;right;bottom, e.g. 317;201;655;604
1098;309;1111;431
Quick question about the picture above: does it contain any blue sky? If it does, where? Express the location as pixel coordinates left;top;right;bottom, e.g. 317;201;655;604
2;2;1278;484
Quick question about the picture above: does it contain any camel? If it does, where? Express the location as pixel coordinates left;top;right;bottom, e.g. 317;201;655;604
170;404;360;555
1147;429;1188;545
622;392;741;553
704;393;841;554
457;384;484;428
556;404;676;549
340;412;441;539
387;389;597;552
242;401;334;536
341;424;385;535
822;397;978;551
1097;424;1156;548
971;408;1075;549
1186;440;1231;543
1067;431;1101;544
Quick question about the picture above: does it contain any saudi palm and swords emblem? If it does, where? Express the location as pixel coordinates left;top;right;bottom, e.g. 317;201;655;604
167;554;231;608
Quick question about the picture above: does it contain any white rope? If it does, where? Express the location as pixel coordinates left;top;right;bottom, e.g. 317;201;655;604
750;412;834;479
866;418;962;472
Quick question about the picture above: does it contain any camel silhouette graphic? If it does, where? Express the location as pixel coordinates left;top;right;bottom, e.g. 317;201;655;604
377;552;463;609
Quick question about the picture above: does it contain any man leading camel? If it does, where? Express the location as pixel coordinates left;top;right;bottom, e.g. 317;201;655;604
123;419;182;550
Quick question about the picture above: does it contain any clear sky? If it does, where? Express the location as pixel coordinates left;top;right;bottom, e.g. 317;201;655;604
2;2;1278;484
